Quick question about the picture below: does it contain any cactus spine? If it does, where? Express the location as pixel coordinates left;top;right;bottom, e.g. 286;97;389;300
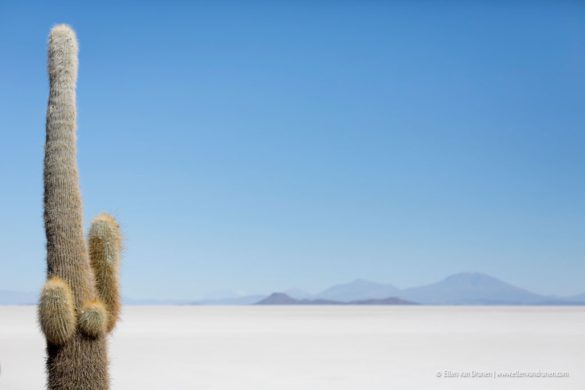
39;24;122;390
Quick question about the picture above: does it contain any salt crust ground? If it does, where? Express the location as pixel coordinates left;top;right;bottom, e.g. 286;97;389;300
0;306;583;389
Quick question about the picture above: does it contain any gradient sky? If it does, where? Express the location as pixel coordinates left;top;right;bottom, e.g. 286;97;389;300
0;1;584;299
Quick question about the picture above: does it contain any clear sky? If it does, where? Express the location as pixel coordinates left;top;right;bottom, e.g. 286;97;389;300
0;1;584;299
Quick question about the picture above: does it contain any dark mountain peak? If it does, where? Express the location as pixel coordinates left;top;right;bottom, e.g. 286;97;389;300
257;293;298;305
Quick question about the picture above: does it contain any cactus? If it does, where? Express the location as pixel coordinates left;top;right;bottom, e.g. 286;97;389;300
39;24;122;390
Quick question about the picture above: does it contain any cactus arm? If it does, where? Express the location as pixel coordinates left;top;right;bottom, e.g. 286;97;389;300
38;277;76;345
88;213;122;332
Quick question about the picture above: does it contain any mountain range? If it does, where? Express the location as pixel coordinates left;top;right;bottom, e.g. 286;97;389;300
2;273;583;305
297;273;582;305
257;292;415;305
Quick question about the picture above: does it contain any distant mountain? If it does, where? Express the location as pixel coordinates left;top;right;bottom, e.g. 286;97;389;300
257;293;339;305
316;279;400;302
195;295;266;305
0;290;37;305
256;293;416;305
399;273;570;305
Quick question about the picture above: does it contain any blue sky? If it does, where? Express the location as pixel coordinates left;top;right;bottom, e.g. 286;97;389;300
0;1;584;299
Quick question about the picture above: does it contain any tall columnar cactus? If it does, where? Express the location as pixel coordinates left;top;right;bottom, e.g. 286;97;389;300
38;24;122;390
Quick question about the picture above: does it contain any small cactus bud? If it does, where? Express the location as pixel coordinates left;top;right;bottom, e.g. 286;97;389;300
39;277;76;345
78;300;108;338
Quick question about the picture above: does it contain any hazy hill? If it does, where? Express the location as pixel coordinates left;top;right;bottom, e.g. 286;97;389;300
316;279;400;301
257;293;339;305
283;288;315;300
399;272;567;305
567;293;585;303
